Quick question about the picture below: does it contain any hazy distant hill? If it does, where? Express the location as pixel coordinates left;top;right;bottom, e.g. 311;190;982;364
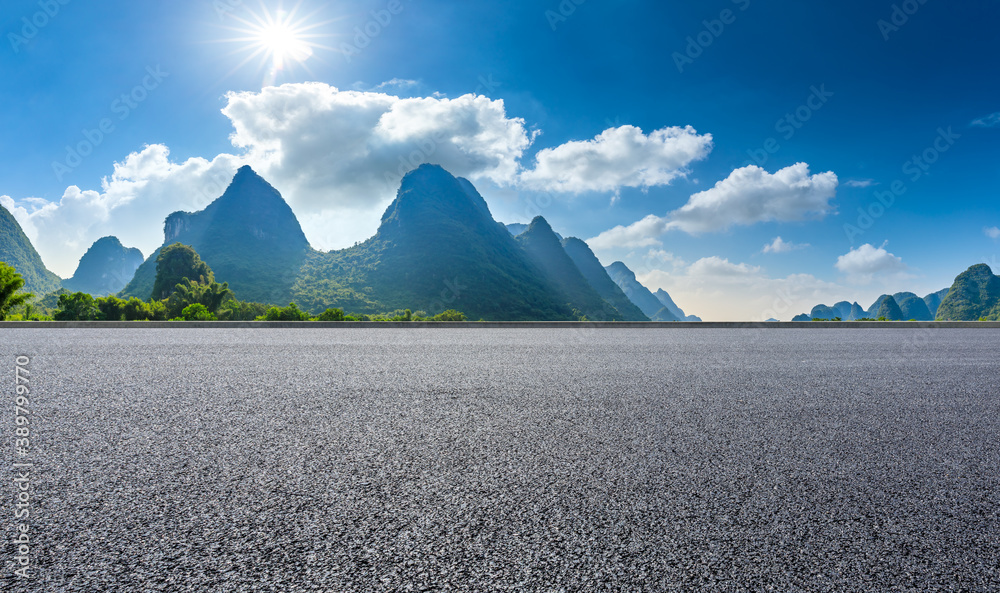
605;261;678;320
292;165;575;320
561;237;648;321
63;236;143;296
936;264;1000;321
515;217;623;320
0;203;61;295
653;289;701;322
120;166;310;303
923;288;950;317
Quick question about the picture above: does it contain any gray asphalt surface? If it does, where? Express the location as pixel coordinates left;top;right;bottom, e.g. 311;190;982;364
2;328;999;592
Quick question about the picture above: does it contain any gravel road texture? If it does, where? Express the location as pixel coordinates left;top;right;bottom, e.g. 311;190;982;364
2;328;998;591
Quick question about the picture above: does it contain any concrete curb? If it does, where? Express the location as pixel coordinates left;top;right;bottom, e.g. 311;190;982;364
1;321;999;329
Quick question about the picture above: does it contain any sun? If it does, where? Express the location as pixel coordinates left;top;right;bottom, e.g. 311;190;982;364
256;19;313;65
220;2;333;87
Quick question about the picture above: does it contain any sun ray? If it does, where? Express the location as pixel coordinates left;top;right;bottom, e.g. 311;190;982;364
213;1;335;88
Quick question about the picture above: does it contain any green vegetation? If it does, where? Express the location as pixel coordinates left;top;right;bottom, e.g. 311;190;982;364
54;292;102;321
0;262;33;320
0;205;61;295
936;264;1000;321
165;278;232;319
151;243;214;300
260;302;311;321
180;303;216;321
120;166;311;305
292;165;575;320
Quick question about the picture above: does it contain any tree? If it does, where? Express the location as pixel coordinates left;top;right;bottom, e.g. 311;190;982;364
259;302;310;321
54;292;103;321
219;299;268;321
97;295;127;321
166;279;232;318
314;307;346;321
151;243;214;300
432;309;467;322
179;303;216;321
121;297;168;321
0;262;33;321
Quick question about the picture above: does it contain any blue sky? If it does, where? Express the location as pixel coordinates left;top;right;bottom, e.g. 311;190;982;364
1;0;998;319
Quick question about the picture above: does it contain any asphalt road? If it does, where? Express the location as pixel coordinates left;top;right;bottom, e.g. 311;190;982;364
2;328;999;592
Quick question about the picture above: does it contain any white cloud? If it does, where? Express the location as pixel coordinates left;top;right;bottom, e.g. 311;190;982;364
637;257;848;322
586;214;669;250
762;236;809;254
669;163;838;234
371;78;419;91
985;226;1000;239
835;243;910;284
844;179;876;188
223;83;534;205
971;112;1000;128
519;125;713;193
586;163;837;249
688;256;761;277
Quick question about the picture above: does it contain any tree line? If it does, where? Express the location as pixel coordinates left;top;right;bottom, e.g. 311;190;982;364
0;243;467;322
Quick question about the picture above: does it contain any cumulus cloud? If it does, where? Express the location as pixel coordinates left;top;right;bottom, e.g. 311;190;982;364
985;226;1000;239
971;112;1000;128
835;243;909;284
688;256;761;277
223;82;534;207
519;125;712;193
762;236;809;254
587;163;838;249
586;214;670;250
668;163;838;234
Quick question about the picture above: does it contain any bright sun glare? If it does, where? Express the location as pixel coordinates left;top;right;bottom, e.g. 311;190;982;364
221;3;331;86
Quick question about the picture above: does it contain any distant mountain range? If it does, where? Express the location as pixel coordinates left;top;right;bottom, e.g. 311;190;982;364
789;280;999;321
19;164;995;322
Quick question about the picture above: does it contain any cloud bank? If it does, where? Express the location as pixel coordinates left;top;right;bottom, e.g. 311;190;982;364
588;163;838;249
835;243;910;284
